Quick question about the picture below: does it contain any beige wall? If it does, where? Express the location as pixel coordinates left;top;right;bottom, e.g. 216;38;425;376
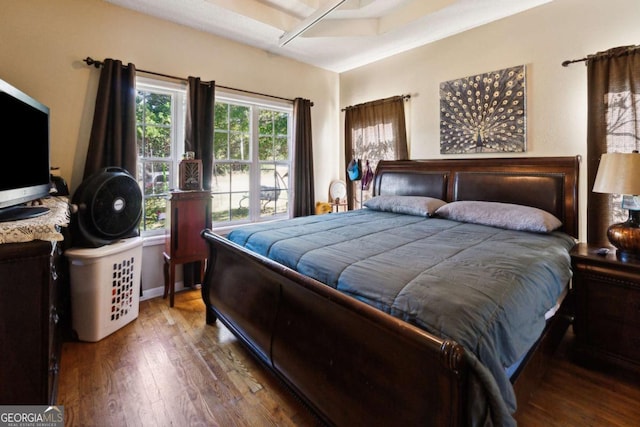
339;0;640;241
0;0;341;294
3;0;640;244
0;0;340;198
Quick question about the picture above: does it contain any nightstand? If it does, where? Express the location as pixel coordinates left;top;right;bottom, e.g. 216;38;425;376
163;190;211;307
571;242;640;374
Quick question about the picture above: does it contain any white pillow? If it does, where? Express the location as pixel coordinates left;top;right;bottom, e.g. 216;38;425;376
435;201;562;233
364;195;447;217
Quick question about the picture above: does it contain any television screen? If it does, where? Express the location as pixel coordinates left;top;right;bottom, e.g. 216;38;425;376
0;78;51;220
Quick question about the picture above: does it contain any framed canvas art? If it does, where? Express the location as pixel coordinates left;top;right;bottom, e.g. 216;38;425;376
440;65;526;154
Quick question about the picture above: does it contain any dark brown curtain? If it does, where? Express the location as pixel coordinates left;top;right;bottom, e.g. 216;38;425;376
83;59;137;179
183;77;215;286
344;95;408;209
185;77;215;196
587;45;640;244
293;98;315;217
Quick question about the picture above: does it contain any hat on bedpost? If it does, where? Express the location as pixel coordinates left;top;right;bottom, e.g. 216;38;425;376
347;158;362;181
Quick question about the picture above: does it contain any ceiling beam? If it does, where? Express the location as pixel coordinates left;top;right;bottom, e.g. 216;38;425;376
378;0;454;34
278;0;348;46
205;0;299;30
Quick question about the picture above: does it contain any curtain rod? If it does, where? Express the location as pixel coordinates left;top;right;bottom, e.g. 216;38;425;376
82;57;310;105
341;94;411;112
562;45;640;67
561;57;587;67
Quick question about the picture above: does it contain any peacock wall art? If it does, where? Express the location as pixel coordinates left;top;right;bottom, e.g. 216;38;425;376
439;65;526;154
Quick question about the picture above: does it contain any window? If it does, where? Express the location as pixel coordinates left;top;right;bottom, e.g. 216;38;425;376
586;46;640;244
603;90;640;223
135;78;292;235
212;95;292;227
136;78;186;235
344;97;408;208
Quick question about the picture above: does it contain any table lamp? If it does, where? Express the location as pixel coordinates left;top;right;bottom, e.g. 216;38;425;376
593;151;640;261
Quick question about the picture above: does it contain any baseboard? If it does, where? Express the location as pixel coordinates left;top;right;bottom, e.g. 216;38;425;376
140;281;188;301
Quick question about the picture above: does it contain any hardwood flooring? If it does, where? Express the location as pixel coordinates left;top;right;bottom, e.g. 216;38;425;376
58;289;319;427
58;289;640;426
515;330;640;426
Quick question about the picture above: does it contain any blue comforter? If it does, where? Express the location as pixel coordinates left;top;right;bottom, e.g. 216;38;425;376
228;209;575;426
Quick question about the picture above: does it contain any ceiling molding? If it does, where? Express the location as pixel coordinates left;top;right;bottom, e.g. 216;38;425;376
103;0;554;73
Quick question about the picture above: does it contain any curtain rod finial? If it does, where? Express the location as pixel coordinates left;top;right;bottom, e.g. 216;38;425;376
83;57;102;68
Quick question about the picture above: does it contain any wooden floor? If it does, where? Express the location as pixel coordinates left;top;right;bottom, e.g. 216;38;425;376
58;289;640;427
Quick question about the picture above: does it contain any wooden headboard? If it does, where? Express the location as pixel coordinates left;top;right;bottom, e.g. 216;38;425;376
373;156;580;238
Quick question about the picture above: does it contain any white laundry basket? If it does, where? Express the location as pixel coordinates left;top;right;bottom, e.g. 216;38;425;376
66;237;143;342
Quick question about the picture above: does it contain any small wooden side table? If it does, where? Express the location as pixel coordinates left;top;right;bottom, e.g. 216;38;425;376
163;190;211;307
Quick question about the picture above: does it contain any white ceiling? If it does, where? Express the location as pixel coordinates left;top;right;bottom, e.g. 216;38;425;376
103;0;553;73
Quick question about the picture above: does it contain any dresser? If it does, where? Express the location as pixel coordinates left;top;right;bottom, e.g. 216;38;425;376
571;242;640;374
163;190;211;307
0;197;70;404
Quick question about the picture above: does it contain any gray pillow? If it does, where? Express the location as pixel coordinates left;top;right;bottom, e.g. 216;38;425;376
435;201;562;233
364;195;447;217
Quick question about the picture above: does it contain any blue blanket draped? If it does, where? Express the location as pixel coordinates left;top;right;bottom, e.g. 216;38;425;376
227;209;575;426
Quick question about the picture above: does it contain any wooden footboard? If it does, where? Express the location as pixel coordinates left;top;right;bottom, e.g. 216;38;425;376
201;229;469;426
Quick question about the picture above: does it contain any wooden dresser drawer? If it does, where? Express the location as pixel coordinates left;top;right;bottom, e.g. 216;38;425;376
0;239;67;404
586;316;640;362
584;276;640;325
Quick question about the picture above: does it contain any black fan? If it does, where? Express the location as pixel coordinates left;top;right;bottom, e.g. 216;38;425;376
71;167;142;248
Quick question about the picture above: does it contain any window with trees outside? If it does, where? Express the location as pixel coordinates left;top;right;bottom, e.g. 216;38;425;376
212;94;291;228
135;78;292;236
136;78;185;235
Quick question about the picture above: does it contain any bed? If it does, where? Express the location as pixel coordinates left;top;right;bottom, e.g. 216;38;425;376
200;156;579;426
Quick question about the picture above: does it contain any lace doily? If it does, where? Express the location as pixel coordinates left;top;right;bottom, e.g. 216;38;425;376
0;196;70;244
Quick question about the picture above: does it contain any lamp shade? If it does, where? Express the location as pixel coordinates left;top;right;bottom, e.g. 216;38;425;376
593;152;640;195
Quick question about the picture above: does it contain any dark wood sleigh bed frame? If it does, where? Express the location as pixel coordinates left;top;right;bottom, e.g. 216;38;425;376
200;156;580;426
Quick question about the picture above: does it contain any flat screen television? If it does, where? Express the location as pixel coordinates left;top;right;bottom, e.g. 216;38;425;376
0;78;51;222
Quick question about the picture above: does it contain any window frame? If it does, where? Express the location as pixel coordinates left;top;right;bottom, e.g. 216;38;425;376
135;77;294;237
213;90;293;233
136;77;187;236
